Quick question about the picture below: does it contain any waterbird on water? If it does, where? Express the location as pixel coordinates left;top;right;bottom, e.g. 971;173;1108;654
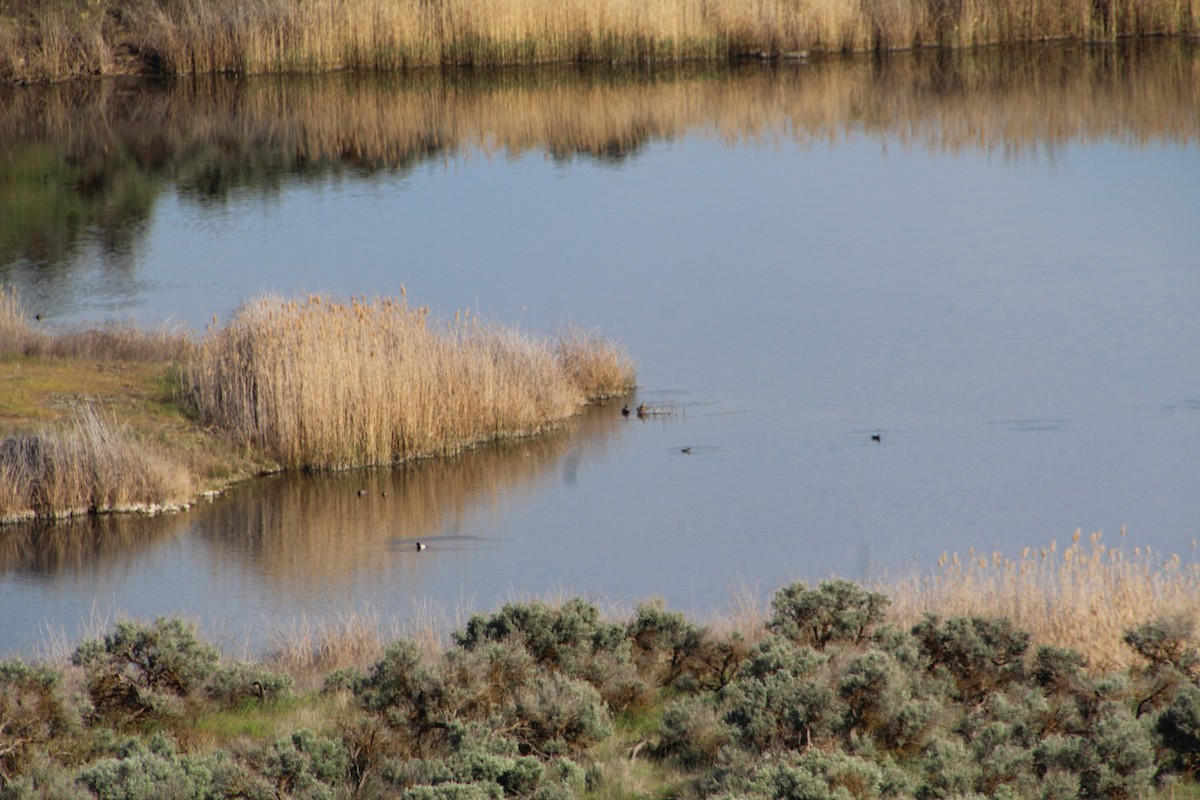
357;489;367;497
871;434;882;443
416;542;426;551
681;447;692;454
621;404;630;417
636;403;648;418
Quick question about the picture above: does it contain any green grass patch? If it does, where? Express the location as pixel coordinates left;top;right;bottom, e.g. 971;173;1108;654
191;692;342;746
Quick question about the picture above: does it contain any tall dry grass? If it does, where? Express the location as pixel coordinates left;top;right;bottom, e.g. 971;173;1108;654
0;285;193;363
2;0;1196;83
0;403;194;522
555;325;638;400
884;529;1200;670
181;293;634;470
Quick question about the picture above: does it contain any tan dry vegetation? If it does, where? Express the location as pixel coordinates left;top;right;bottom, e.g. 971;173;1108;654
884;528;1200;670
2;0;1196;84
2;285;636;522
555;325;638;400
182;293;634;470
1;286;193;363
0;403;194;522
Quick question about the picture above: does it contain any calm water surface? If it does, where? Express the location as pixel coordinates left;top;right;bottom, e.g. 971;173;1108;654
2;44;1199;654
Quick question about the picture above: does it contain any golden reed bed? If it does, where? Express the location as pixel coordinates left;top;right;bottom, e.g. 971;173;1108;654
1;0;1197;84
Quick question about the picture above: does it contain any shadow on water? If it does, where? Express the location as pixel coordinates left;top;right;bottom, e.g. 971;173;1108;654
2;40;1197;303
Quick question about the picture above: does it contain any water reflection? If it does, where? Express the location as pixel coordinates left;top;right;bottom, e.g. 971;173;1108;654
2;41;1196;291
0;512;190;581
2;41;1198;657
0;403;625;607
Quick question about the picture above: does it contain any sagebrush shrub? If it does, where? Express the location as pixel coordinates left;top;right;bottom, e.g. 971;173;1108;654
1124;615;1200;680
205;660;294;707
74;734;240;800
454;598;628;672
71;618;219;724
0;660;74;786
769;579;890;649
720;637;836;753
512;673;613;755
837;648;939;754
1157;684;1200;777
654;696;730;769
260;729;349;800
912;614;1029;703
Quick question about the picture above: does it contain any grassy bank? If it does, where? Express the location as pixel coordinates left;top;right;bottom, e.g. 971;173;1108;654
0;286;635;521
2;555;1198;799
1;0;1197;84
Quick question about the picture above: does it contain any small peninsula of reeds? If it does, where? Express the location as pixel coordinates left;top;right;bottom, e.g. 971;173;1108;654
0;285;635;521
1;0;1196;84
182;293;635;470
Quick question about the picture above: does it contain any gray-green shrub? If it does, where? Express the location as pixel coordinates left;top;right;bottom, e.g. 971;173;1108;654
0;660;73;785
720;636;836;753
71;618;219;724
769;579;890;650
655;696;730;769
74;734;240;800
912;615;1029;703
205;661;294;707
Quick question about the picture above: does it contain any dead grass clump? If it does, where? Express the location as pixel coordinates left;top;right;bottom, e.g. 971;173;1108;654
182;294;634;470
884;529;1200;670
0;284;47;357
0;403;194;521
266;610;389;691
555;325;637;400
1;285;193;363
46;324;195;363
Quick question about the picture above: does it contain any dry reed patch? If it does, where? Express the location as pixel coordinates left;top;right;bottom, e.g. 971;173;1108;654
884;529;1200;670
555;325;637;400
266;610;390;691
182;294;632;470
1;285;193;363
0;284;46;357
0;403;194;521
3;0;1198;83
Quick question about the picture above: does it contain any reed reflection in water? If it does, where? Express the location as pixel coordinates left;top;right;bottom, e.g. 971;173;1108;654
0;404;626;652
2;41;1197;323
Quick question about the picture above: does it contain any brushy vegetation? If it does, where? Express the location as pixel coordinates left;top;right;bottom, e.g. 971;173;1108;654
2;569;1199;799
1;0;1197;84
0;285;635;520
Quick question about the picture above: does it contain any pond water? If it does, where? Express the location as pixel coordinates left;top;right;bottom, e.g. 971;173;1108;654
2;42;1199;656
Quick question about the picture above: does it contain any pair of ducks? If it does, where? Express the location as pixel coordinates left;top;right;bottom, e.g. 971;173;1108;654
620;403;648;418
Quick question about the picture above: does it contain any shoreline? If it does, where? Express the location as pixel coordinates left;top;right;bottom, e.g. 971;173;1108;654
2;0;1196;86
0;290;636;526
